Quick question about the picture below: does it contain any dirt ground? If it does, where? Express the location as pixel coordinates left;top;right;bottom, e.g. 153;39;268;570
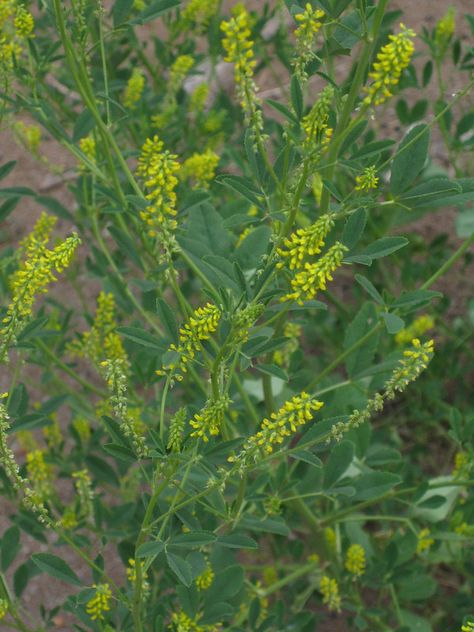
0;1;473;630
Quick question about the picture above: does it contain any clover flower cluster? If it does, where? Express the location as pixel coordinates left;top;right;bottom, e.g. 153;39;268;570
167;407;187;452
462;622;474;632
221;6;263;135
277;213;334;271
195;560;214;590
395;314;434;345
190;395;231;442
364;24;416;106
171;610;222;632
452;451;471;479
274;321;302;368
159;303;221;381
345;544;366;577
293;4;325;81
320;575;341;612
417;528;434;554
434;7;455;57
13;120;42;157
230;393;323;466
123;68;145;109
189;82;209;114
355;165;379;191
0;0;34;88
301;86;334;151
78;134;96;171
136;135;180;261
1;215;80;361
229;303;265;345
330;338;434;441
181;0;218;30
181;149;219;189
86;583;112;621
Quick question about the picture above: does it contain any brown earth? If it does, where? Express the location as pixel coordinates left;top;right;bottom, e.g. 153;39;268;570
0;1;473;630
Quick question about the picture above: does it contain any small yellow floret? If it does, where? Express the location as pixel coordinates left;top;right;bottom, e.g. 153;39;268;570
320;575;341;612
86;584;112;621
345;544;366;577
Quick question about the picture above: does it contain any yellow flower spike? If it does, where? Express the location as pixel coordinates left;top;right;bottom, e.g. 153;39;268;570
355;165;379;191
195;560;214;590
159;303;221;379
79;135;96;170
301;86;334;149
345;544;366;577
320;575;341;612
18;211;57;261
0;598;9;620
273;321;301;367
181;149;219;189
417;528;434;553
435;7;456;57
364;24;416;106
384;338;434;398
293;4;325;81
123;68;145;109
190;395;231;442
14;6;34;38
182;0;219;30
86;583;112;621
189;82;209;113
461;622;474;632
0;0;16;28
221;7;263;133
169;54;194;93
282;241;348;305
231;393;323;463
171;610;222;632
13;121;41;156
277;214;335;271
395;314;435;346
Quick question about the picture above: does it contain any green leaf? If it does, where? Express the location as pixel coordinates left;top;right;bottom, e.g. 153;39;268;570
381;312;405;334
255;364;288;381
397;178;460;208
0;161;16;181
360;236;408;260
1;526;20;572
355;274;384;304
108;225;144;270
353;472;402;500
170;532;217;548
266;99;299;124
291;450;323;468
156;298;179;344
344;303;379;378
112;0;134;26
290;75;303;119
392;290;442;311
183;203;231;257
14;563;29;597
117;327;165;352
216;175;262;207
202;255;241;294
239;515;290;536
102;443;136;463
399;610;433;632
217;534;258;549
0;197;20;222
342;208;367;250
130;0;181;25
456;209;474;238
166;552;193;586
397;574;437;601
324;441;354;488
391;124;430;195
31;553;82;586
136;540;165;558
235;226;271;270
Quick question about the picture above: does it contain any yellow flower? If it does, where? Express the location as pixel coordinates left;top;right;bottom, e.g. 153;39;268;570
123;68;145;109
86;584;112;621
189;82;209;113
136;135;180;256
320;575;341;612
14;6;34;38
435;7;455;56
417;528;434;553
293;4;325;81
301;86;333;148
364;24;416;106
384;338;434;399
355;165;379;191
167;408;187;452
453;451;471;479
79;135;96;170
273;322;301;367
159;303;221;379
43;419;62;449
181;0;218;30
127;559;149;597
0;598;8;620
277;214;334;271
221;7;262;132
282;241;348;305
0;0;15;29
461;621;474;632
169;54;194;93
190;395;230;442
195;561;214;590
395;314;434;346
26;449;52;500
235;392;323;459
170;610;222;632
345;544;366;577
181;149;219;189
324;527;337;552
13;121;41;156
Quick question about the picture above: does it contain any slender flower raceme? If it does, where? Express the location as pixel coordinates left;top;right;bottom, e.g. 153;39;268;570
189;395;231;442
230;393;323;466
167;408;187;452
395;314;434;345
86;584;112;621
181;0;218;30
301;86;334;149
364;24;416;106
434;7;455;58
345;544;366;577
195;560;214;590
158;303;221;381
282;241;348;305
320;575;341;612
355;165;379;191
181;149;219;189
221;6;263;135
136;135;180;262
417;528;434;553
1;220;80;362
123;68;145;109
277;214;334;271
293;4;325;81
